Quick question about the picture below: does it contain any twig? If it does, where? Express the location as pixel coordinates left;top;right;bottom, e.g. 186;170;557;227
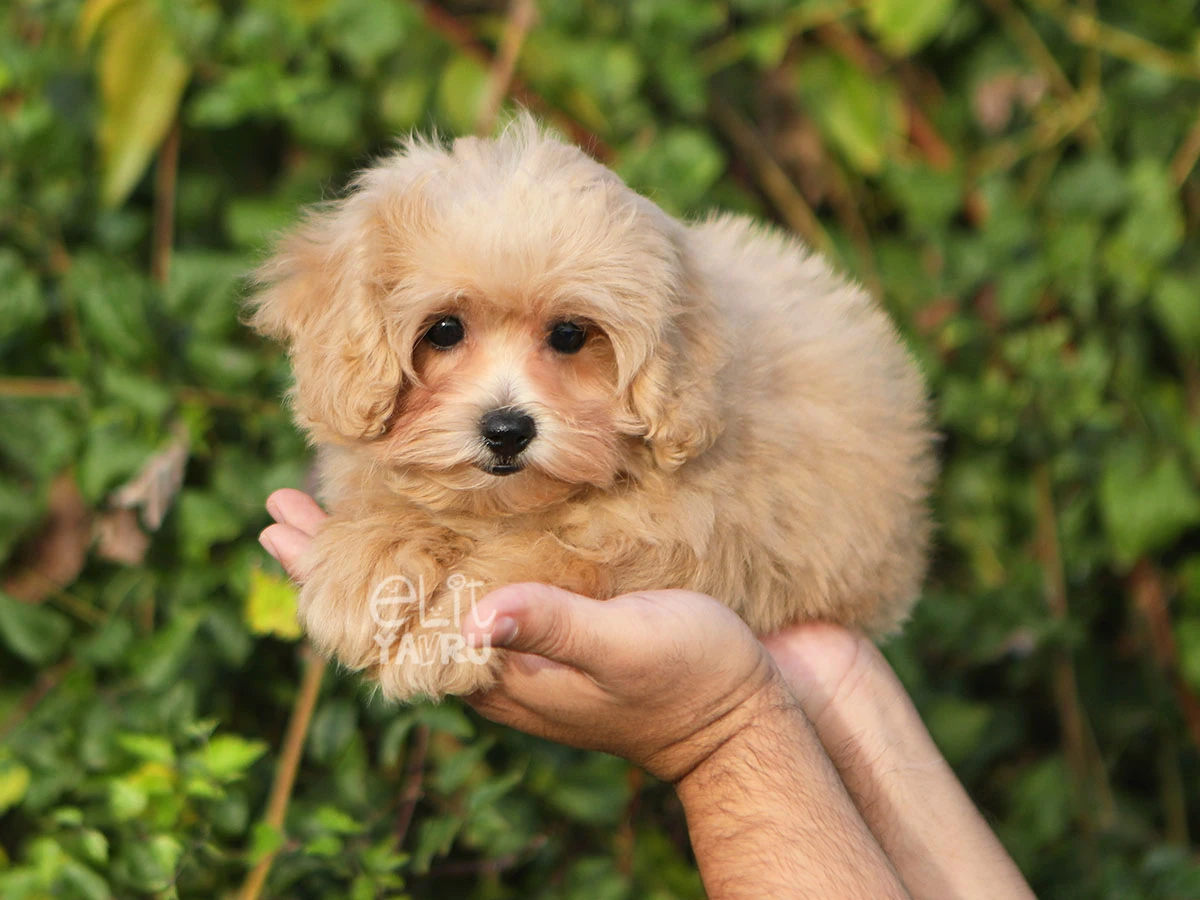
821;156;883;297
151;118;181;286
1033;465;1113;833
0;377;84;398
0;659;75;742
973;92;1097;175
1026;0;1200;81
980;0;1100;144
906;102;955;170
698;0;852;75
817;23;956;171
238;647;328;900
476;0;537;136
1129;560;1200;755
428;835;548;876
411;0;611;158
616;767;643;877
1158;730;1189;845
394;723;431;848
1170;109;1200;187
707;90;834;258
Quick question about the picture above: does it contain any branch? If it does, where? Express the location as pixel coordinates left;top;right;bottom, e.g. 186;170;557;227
411;1;612;159
394;723;431;848
1026;0;1200;81
239;647;328;900
707;90;834;259
1129;560;1200;755
151;117;181;286
0;377;83;399
0;659;75;743
973;91;1098;175
1171;108;1200;187
1033;465;1114;832
476;0;537;136
979;0;1100;144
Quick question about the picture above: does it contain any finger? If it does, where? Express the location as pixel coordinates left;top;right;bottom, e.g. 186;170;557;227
265;489;328;537
761;622;868;716
259;522;314;582
465;665;607;749
461;582;613;672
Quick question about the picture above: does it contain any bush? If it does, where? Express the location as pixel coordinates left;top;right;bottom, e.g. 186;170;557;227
2;0;1199;897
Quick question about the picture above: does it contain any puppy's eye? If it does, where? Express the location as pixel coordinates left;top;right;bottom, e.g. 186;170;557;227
548;321;587;354
424;316;465;349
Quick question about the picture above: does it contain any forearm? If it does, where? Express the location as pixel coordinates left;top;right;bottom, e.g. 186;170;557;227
803;642;1034;900
675;680;911;900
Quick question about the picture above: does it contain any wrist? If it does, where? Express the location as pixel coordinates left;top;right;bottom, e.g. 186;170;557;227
662;669;802;786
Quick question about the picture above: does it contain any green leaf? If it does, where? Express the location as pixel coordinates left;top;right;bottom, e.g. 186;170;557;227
308;699;359;763
0;591;71;665
436;55;487;135
0;249;43;342
244;568;302;640
248;822;286;863
412;814;463;873
925;697;993;765
79;829;109;866
1177;615;1200;693
201;735;267;781
176;490;244;562
116;733;176;765
795;52;906;175
109;778;149;822
87;0;191;206
133;613;200;690
0;761;32;814
1100;444;1200;567
60;860;112;900
865;0;957;54
314;805;365;835
1151;275;1200;358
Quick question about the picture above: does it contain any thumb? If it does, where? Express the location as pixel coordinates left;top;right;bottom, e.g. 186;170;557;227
462;582;608;671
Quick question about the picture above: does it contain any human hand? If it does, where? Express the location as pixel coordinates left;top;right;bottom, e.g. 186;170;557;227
259;488;783;782
260;489;911;898
459;582;784;782
762;622;1035;900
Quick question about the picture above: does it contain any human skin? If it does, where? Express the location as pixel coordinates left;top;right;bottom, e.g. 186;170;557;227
260;488;1033;899
763;626;1035;899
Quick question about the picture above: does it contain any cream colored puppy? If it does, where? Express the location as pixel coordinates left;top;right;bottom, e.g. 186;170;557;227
248;115;935;701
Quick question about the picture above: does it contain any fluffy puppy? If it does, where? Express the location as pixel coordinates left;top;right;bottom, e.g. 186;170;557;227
248;115;935;701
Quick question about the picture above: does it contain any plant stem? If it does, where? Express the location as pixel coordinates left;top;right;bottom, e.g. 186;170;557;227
239;647;327;900
476;0;537;136
152;118;181;286
394;723;431;848
707;90;834;259
1026;0;1200;81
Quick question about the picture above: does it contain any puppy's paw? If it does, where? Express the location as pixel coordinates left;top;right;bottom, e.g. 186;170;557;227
373;636;503;702
296;523;444;672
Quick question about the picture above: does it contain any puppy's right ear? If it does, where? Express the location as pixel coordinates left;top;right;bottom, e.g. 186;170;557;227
247;195;408;444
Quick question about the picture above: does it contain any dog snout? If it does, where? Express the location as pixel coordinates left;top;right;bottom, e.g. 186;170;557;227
480;408;537;457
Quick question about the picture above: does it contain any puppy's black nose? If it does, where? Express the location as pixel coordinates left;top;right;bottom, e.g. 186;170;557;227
480;408;537;457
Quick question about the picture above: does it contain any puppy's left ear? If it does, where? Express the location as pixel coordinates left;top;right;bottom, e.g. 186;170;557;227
247;193;412;444
627;262;728;471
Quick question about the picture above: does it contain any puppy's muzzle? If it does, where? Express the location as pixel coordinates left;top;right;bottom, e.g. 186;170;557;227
479;407;536;475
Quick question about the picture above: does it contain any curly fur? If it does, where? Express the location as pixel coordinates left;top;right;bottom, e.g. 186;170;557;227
247;115;936;701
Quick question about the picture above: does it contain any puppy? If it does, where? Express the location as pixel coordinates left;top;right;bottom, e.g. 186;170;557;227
248;115;935;701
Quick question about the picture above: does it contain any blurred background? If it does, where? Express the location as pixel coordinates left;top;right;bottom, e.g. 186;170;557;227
2;0;1199;897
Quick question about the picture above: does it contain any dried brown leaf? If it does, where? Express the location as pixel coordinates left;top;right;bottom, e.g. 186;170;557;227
3;473;91;603
94;508;151;566
111;424;189;530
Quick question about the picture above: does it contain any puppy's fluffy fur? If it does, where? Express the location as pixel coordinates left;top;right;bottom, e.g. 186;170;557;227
249;116;934;700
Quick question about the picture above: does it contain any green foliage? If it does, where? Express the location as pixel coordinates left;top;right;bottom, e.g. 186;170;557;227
2;0;1200;897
